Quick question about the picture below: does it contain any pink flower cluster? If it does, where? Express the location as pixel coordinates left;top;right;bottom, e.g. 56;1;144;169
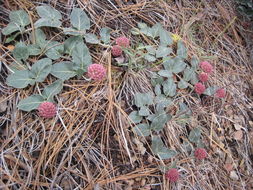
38;102;57;118
165;168;179;182
111;36;130;57
194;61;226;98
194;148;207;160
88;64;106;81
165;148;208;182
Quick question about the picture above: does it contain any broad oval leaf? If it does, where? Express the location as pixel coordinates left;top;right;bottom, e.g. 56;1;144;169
156;46;172;58
100;27;111;44
35;6;62;28
36;6;62;20
134;92;153;107
133;123;151;137
45;41;64;60
33;29;47;48
10;10;30;27
2;23;20;35
84;33;100;44
64;36;82;55
70;8;90;31
129;111;142;124
190;56;199;70
163;78;177;97
13;42;29;61
151;111;171;132
18;94;45;111
158;70;173;78
35;18;62;28
30;58;52;82
188;128;201;144
139;106;150;116
42;79;63;101
144;54;156;62
159;27;173;46
183;67;195;82
204;86;219;96
27;44;41;56
177;40;187;59
72;41;92;71
6;70;33;88
51;61;76;80
151;136;177;160
178;79;188;89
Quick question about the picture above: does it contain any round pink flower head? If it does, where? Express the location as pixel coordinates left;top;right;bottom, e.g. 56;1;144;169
165;168;179;182
194;148;207;160
199;72;209;82
116;36;130;48
200;61;213;74
88;64;106;81
38;102;57;118
111;45;122;57
194;82;206;95
215;88;226;98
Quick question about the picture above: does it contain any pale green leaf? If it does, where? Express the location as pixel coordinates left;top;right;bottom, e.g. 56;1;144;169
2;10;30;35
204;86;219;96
35;18;61;28
151;23;162;38
10;10;30;27
151;111;171;132
72;41;92;71
62;27;85;36
84;33;100;44
64;36;82;55
100;27;111;44
159;27;173;46
155;96;172;113
30;58;52;82
133;123;151;137
190;73;198;85
42;79;63;101
2;23;20;35
13;42;29;61
158;70;172;78
17;95;45;111
156;46;172;58
129;111;142;124
134;92;153;107
144;54;156;62
33;28;47;47
163;57;186;73
178;79;188;89
27;44;41;56
183;67;195;82
177;40;187;59
51;61;76;80
139;106;150;116
45;41;64;60
35;6;62;28
188;128;201;144
163;78;177;97
146;46;156;55
6;70;33;88
190;56;199;70
151;136;177;159
70;8;90;31
154;84;161;96
36;6;62;19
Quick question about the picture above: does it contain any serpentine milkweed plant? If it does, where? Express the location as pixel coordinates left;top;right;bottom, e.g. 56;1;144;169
128;22;223;160
2;6;110;113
